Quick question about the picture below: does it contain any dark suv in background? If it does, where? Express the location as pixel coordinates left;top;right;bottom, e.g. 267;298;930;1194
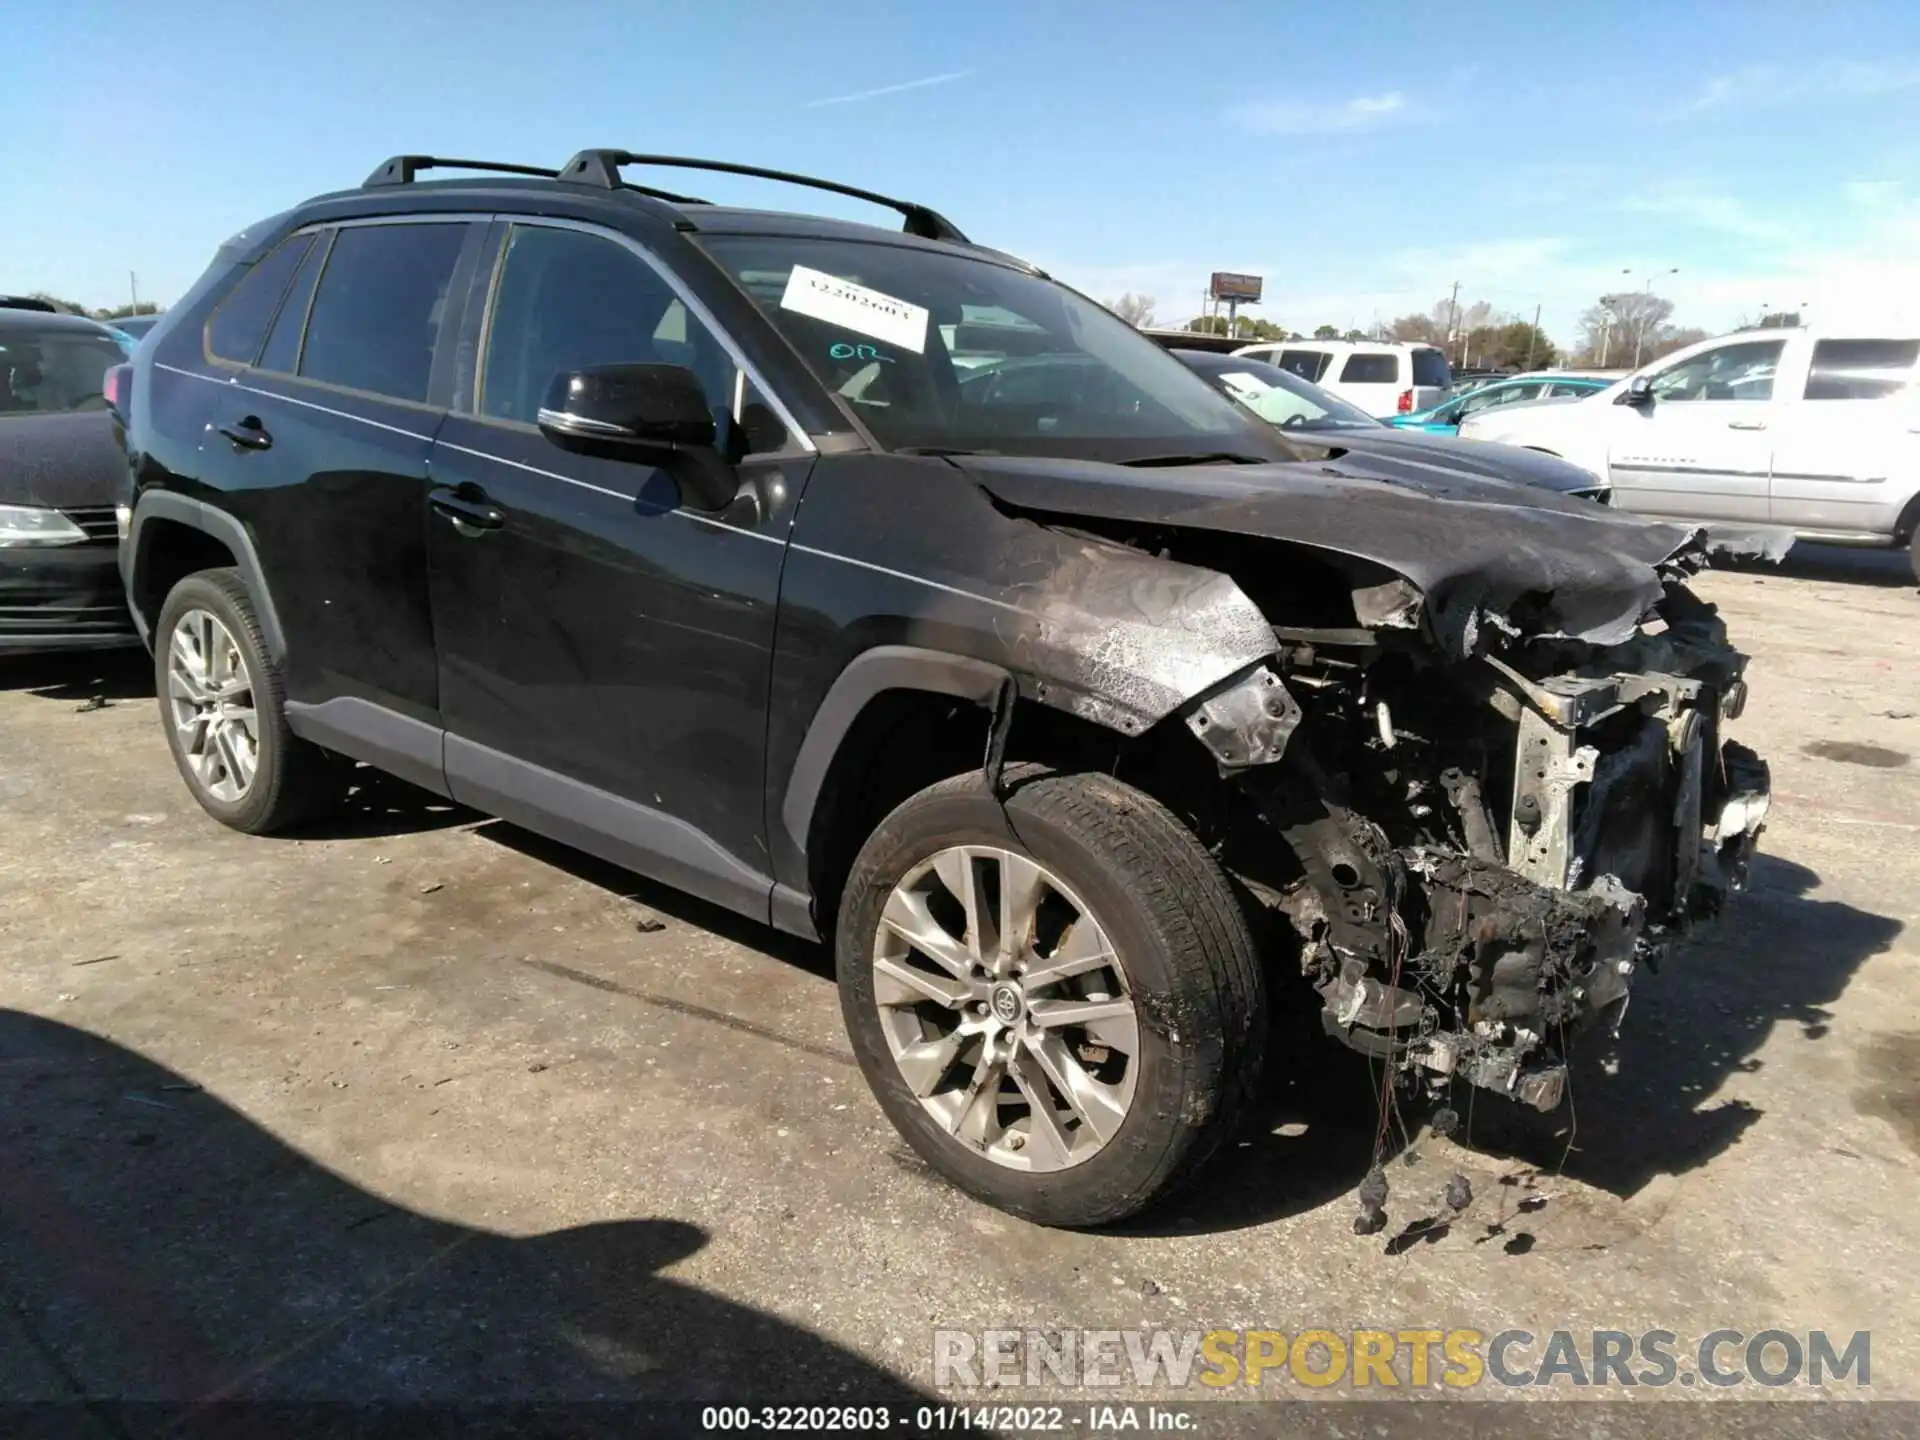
118;151;1770;1228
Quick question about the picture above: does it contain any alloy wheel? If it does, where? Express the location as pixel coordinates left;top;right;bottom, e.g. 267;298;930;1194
167;608;259;803
872;845;1139;1172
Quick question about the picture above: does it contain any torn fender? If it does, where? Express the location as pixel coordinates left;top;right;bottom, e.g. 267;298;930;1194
958;453;1714;654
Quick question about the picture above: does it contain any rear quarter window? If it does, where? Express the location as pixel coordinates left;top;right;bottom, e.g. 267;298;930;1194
205;233;317;365
1804;339;1920;400
1411;347;1451;388
1340;354;1398;384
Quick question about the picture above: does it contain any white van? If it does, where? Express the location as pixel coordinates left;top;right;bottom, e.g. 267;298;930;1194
1458;323;1920;576
1231;339;1452;418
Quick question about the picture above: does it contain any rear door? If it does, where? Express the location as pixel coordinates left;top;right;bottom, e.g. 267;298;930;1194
1409;345;1451;411
423;218;809;916
1330;351;1401;416
1605;335;1788;522
1768;336;1920;539
188;217;482;773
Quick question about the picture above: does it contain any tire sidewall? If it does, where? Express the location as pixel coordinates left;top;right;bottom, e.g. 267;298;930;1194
837;775;1209;1225
154;573;285;832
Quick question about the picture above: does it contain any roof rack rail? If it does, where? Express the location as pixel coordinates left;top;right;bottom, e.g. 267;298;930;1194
557;150;969;243
363;155;561;187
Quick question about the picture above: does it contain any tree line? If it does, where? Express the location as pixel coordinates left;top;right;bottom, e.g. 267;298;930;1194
1104;287;1723;373
23;292;160;321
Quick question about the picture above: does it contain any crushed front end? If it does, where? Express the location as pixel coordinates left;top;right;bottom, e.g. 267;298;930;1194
1186;569;1771;1117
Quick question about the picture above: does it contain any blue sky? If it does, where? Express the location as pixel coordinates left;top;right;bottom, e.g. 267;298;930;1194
8;1;1920;346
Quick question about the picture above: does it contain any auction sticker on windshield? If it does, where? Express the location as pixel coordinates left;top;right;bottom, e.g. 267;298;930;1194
779;264;929;354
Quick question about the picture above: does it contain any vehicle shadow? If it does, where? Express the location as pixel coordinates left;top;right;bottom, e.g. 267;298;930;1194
472;817;835;982
1724;541;1914;588
278;767;480;842
1;645;151;703
1455;852;1903;1196
0;1008;930;1428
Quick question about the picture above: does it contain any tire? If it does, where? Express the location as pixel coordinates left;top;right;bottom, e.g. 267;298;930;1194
155;567;349;833
1909;529;1919;587
837;764;1267;1227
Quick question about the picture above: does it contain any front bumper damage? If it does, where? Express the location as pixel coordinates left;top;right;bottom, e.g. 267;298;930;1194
1187;596;1771;1116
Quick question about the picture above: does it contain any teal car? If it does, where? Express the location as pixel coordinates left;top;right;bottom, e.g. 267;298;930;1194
1389;373;1611;432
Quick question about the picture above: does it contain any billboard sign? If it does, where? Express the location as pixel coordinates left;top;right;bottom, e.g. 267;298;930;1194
1209;271;1263;303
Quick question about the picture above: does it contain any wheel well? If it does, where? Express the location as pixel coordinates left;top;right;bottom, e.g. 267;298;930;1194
1894;489;1920;545
804;689;1132;935
134;519;237;631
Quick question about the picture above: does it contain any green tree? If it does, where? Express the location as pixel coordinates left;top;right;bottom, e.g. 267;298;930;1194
100;301;160;320
1464;320;1559;370
1185;314;1230;335
1312;324;1339;339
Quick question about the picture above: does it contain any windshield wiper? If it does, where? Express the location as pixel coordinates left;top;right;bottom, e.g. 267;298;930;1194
896;445;994;457
1117;451;1271;468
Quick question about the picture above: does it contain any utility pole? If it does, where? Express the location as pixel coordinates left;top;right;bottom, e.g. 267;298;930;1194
1525;302;1541;370
130;271;139;309
1444;279;1461;362
1599;307;1614;367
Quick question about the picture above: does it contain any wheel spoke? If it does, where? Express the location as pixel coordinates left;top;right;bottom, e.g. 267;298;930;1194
997;853;1047;973
1022;1031;1128;1145
950;1055;1005;1146
212;722;245;786
1020;916;1115;990
873;955;971;1011
1007;1055;1076;1168
894;1029;968;1097
880;888;974;980
930;849;990;967
1027;996;1136;1031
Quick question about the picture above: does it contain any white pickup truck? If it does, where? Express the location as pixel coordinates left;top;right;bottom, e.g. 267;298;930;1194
1460;324;1920;579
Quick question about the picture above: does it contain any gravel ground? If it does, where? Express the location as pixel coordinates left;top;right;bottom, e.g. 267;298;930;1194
2;545;1915;1437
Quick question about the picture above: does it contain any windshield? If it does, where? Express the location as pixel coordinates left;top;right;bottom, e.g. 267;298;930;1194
0;328;124;416
697;235;1279;459
1178;353;1383;431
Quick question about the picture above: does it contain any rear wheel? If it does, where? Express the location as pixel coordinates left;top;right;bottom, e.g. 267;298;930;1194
155;568;349;833
1909;528;1919;586
836;765;1267;1227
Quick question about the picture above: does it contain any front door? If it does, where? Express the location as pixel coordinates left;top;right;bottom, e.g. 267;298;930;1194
1607;336;1787;522
424;220;811;918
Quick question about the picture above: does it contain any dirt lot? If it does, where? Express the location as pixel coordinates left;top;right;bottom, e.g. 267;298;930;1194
3;547;1916;1433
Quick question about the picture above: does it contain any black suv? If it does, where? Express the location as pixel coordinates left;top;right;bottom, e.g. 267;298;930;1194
119;151;1771;1228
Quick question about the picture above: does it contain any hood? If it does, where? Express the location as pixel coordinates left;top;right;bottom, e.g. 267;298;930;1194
1320;427;1603;493
954;452;1707;654
0;411;124;509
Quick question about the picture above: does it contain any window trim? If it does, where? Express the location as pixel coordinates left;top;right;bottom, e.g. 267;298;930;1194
468;215;813;454
256;226;336;377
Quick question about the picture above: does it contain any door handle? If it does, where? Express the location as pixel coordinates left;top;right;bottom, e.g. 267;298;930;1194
1726;419;1768;431
429;488;504;533
216;416;273;451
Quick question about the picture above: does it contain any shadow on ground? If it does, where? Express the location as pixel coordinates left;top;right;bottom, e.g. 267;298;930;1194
1;645;151;704
0;1009;928;1427
1456;852;1902;1197
1725;541;1914;588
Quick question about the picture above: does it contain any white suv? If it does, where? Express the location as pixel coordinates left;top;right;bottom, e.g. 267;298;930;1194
1232;339;1451;418
1460;325;1920;577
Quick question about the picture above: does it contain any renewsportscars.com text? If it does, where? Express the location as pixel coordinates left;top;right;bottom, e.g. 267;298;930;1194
933;1327;1871;1390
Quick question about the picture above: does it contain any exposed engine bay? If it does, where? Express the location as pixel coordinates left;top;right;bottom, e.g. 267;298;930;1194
958;455;1774;1139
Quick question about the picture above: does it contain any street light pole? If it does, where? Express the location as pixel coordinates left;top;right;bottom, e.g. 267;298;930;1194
1629;266;1679;367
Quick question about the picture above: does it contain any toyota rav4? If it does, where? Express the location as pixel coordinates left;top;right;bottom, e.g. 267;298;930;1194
116;151;1772;1227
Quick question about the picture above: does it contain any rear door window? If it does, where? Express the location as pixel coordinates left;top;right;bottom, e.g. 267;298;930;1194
1411;347;1451;388
299;222;469;404
1276;348;1331;382
205;233;317;365
1339;353;1398;385
1803;339;1919;400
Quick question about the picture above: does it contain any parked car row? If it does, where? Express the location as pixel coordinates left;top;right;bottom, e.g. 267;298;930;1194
80;149;1774;1230
1459;325;1920;573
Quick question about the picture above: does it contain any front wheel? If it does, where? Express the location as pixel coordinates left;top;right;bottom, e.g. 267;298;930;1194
836;766;1267;1227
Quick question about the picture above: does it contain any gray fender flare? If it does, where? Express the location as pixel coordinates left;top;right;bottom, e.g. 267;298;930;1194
779;645;1010;865
124;491;286;660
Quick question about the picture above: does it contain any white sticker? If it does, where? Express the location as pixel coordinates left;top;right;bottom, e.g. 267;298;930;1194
779;264;929;354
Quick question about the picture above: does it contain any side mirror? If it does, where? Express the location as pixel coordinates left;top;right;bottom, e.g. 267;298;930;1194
537;363;738;510
1618;375;1655;407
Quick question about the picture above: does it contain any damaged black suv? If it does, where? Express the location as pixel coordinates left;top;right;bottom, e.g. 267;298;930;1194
117;152;1771;1227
